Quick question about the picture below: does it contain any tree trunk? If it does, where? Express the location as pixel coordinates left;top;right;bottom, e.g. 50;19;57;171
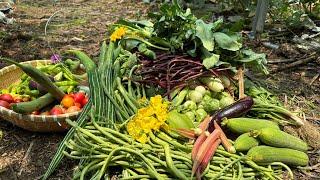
252;0;269;37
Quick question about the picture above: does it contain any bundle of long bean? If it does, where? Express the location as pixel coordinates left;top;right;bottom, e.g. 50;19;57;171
136;54;231;94
64;115;289;180
44;42;120;179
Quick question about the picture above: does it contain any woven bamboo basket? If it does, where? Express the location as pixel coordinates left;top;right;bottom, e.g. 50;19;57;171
0;60;81;132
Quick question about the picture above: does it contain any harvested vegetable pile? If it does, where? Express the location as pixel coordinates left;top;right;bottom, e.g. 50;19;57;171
38;1;314;180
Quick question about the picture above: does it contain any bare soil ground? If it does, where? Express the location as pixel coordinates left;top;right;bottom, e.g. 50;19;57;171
0;1;319;180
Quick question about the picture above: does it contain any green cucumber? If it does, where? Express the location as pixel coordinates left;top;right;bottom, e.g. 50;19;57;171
247;146;309;167
12;93;55;114
253;128;308;152
234;133;259;152
221;118;280;134
0;57;65;100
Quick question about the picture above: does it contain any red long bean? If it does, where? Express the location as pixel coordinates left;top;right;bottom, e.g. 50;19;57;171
135;54;229;93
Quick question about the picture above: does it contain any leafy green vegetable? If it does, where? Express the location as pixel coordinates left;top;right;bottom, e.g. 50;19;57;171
196;19;215;51
238;49;269;75
112;19;170;53
148;2;267;74
150;2;196;50
202;49;220;69
116;2;269;75
213;32;242;51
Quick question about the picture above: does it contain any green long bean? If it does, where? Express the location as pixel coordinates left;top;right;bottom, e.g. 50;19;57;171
106;147;164;180
237;161;243;180
80;159;101;180
157;132;190;152
150;133;188;180
116;77;138;112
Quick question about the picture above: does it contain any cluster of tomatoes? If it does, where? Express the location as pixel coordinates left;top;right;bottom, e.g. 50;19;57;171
44;92;89;115
0;92;88;116
0;94;16;109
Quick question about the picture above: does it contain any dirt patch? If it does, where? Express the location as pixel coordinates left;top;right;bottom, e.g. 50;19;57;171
0;0;148;66
0;121;76;180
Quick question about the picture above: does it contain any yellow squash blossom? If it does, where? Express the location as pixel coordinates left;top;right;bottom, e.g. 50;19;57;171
110;26;127;42
126;95;169;143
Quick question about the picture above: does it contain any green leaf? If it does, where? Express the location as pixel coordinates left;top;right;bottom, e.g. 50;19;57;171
203;53;220;69
122;39;140;50
187;40;198;57
138;43;156;59
196;19;215;51
238;49;269;75
213;32;242;51
211;18;223;31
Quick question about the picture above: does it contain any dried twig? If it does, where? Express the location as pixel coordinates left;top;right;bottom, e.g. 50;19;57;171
238;67;245;99
272;52;317;73
300;170;320;179
13;134;24;144
309;73;320;86
268;58;296;64
18;140;34;176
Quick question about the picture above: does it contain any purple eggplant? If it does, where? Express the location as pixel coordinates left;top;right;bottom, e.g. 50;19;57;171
208;96;254;133
29;80;47;93
29;76;54;94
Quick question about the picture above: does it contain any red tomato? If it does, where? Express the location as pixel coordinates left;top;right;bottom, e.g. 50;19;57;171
61;95;75;108
81;97;89;107
66;106;81;113
73;92;85;104
74;102;82;108
0;100;10;109
50;106;64;115
0;94;14;103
